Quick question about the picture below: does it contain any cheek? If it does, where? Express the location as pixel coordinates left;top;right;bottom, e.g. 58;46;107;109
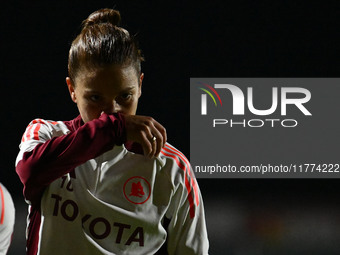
126;98;139;114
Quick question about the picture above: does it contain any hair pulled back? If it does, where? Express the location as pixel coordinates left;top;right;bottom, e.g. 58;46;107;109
68;9;144;84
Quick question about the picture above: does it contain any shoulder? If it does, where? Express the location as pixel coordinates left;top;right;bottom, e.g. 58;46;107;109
21;118;70;143
160;143;191;173
159;143;201;219
18;118;70;158
0;183;15;226
159;143;196;185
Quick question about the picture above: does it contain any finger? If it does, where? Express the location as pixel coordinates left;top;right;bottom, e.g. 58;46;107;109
145;129;157;158
146;121;164;157
139;118;160;158
152;121;167;148
150;134;157;158
124;115;167;158
149;129;163;157
141;131;153;157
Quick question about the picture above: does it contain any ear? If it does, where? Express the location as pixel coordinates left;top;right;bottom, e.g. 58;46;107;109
66;77;77;103
138;73;144;98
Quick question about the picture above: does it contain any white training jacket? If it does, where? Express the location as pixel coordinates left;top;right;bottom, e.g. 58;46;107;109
16;114;209;255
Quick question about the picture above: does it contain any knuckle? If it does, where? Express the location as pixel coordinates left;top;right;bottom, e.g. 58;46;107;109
144;121;151;127
144;117;154;126
141;125;149;133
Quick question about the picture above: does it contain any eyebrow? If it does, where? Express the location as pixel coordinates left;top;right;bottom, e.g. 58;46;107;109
83;86;136;93
120;86;136;91
83;89;102;94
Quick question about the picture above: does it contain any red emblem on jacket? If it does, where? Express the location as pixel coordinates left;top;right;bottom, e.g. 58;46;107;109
124;176;151;204
129;181;145;198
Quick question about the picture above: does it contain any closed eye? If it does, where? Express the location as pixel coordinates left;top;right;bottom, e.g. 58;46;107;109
89;95;102;102
120;93;132;100
115;93;133;106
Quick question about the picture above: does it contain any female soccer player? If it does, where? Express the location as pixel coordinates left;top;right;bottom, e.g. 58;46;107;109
16;8;209;255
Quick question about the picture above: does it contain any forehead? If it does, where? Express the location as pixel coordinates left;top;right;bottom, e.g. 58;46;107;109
75;65;139;91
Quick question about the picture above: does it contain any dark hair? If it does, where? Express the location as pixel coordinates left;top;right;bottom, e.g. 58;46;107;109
68;9;144;84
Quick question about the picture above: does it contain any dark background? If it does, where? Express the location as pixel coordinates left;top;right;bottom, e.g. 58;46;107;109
2;1;340;254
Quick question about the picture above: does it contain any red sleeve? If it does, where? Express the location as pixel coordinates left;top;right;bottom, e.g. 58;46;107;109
16;113;126;206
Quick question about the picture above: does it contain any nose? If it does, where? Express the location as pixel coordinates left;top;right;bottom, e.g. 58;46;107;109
104;100;121;114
